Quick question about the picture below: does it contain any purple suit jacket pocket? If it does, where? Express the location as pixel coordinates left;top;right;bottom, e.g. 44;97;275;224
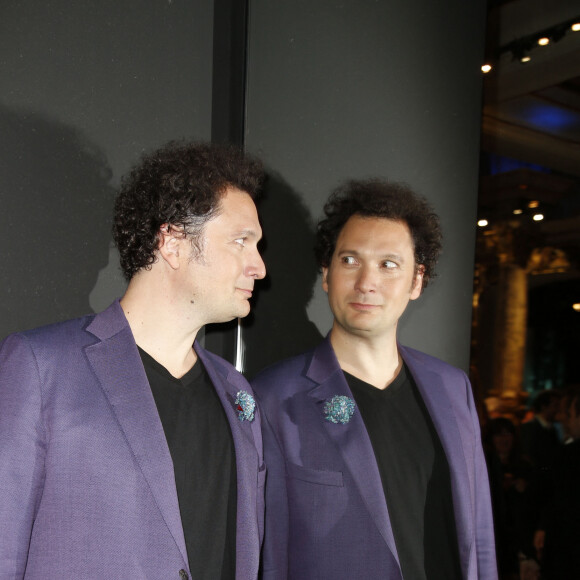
286;462;344;487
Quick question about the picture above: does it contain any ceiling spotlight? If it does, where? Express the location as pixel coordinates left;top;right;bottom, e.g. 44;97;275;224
528;200;539;209
477;219;488;227
573;303;580;312
481;64;492;73
537;37;550;46
571;23;580;32
532;214;544;221
513;209;523;215
521;55;531;63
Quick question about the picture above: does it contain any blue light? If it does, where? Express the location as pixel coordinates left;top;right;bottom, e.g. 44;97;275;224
487;153;549;176
523;104;577;131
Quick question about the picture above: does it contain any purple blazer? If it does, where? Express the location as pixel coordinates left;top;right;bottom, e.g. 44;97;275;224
251;337;497;580
0;301;265;580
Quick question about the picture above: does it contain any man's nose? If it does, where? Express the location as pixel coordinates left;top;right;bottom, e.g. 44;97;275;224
354;265;377;292
247;250;266;279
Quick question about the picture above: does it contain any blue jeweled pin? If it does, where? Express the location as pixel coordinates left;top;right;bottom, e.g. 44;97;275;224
235;390;256;422
323;395;356;424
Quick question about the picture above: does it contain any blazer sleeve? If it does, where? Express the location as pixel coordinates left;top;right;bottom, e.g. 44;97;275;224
0;334;47;579
466;375;498;579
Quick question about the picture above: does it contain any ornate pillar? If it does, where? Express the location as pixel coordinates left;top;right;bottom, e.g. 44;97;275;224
492;264;528;399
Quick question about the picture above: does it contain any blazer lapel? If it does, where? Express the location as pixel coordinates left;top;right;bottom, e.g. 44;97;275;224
196;345;262;580
84;302;188;568
400;346;473;575
306;338;401;570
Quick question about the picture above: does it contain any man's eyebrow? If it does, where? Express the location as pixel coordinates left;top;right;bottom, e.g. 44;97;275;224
235;228;262;240
380;253;405;262
337;249;406;261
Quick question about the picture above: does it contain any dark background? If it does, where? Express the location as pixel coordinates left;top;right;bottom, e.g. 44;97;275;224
0;0;486;377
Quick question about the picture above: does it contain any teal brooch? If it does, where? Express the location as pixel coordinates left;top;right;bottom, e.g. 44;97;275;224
235;390;256;422
323;395;356;424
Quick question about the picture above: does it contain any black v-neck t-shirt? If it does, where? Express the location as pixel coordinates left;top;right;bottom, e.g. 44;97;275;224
139;348;236;580
346;364;462;580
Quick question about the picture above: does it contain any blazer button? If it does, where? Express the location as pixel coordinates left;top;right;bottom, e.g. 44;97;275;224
179;570;188;580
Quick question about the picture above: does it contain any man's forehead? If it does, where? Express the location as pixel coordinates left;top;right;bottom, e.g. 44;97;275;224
210;188;262;236
336;215;412;244
215;187;256;212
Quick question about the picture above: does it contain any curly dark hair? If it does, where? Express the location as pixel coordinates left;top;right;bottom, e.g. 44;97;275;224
314;179;442;290
113;141;264;280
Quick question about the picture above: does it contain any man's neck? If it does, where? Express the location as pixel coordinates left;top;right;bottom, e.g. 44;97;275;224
329;325;401;390
120;279;202;379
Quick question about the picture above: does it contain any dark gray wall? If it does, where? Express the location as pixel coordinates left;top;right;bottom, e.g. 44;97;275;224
1;0;486;375
0;0;213;338
243;0;486;375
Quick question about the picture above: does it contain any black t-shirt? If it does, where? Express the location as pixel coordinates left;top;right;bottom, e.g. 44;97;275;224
346;364;462;580
139;348;236;580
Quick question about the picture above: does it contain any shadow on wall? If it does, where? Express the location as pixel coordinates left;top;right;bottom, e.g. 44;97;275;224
0;105;115;339
243;172;323;378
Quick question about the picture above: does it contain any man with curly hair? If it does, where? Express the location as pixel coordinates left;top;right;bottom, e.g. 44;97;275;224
252;180;497;579
0;142;267;580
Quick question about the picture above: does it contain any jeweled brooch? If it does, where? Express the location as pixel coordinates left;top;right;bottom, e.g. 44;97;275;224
235;390;256;422
323;395;356;424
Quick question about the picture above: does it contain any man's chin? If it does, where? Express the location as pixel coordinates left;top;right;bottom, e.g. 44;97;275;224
228;305;252;321
208;303;251;325
237;306;251;319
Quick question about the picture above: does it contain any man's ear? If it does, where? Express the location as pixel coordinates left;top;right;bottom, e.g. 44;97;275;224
321;266;329;294
410;264;424;300
157;224;182;270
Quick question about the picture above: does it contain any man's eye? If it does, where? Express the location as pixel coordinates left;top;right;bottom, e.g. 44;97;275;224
342;256;357;265
383;260;397;268
234;238;246;247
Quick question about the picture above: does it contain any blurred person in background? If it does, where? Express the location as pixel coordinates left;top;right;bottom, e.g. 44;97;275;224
485;418;537;580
